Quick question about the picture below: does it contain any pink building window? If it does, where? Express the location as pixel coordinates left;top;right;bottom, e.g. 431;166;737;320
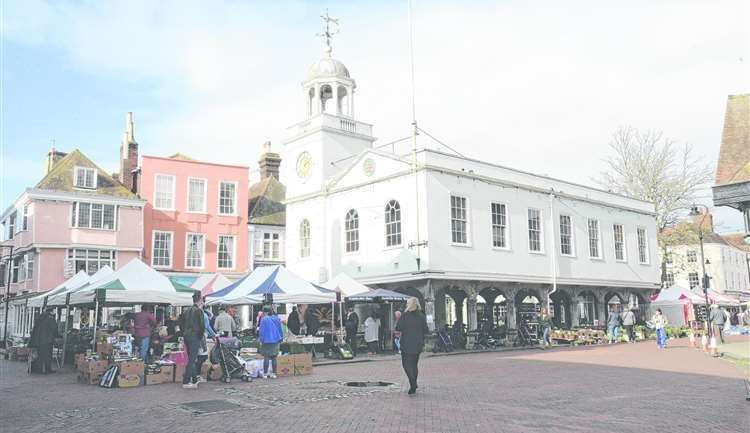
217;235;235;269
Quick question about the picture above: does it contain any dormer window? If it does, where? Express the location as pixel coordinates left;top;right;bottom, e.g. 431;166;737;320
74;166;97;189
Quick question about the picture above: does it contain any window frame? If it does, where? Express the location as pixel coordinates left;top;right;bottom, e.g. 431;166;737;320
527;208;544;254
587;218;602;260
491;202;510;250
218;181;238;216
153;174;176;211
637;227;650;265
612;223;626;262
299;219;311;258
686;250;697;263
665;272;675;287
344;209;360;253
384;200;402;249
70;202;117;230
21;204;29;231
74;166;97;189
184;232;205;269
559;214;575;257
151;230;174;269
450;195;470;246
217;234;237;270
688;272;699;289
186;177;208;214
66;248;117;276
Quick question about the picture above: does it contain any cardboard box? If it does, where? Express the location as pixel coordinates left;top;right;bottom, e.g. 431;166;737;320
200;362;223;381
96;343;113;356
276;355;294;377
77;371;104;385
173;363;186;383
118;373;143;388
80;360;110;375
117;360;144;376
145;365;174;385
292;353;313;376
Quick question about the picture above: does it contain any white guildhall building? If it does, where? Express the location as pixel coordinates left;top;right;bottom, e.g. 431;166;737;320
281;43;661;332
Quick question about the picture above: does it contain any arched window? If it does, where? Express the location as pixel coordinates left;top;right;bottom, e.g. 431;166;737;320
345;209;359;253
385;200;402;247
577;291;597;326
299;219;311;258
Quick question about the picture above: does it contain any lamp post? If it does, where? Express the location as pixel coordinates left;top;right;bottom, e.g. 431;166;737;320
1;245;15;348
689;205;713;339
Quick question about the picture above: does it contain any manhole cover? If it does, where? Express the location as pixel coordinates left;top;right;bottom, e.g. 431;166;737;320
344;381;394;387
180;399;241;414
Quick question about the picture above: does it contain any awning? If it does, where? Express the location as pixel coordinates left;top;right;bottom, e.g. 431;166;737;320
346;288;412;303
322;273;373;298
206;265;335;305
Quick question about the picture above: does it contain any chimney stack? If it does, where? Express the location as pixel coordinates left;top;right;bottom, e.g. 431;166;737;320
258;141;281;180
691;209;715;233
118;112;139;192
45;147;67;175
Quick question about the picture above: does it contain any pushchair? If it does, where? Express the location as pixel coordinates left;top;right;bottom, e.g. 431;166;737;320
211;337;252;383
432;326;454;353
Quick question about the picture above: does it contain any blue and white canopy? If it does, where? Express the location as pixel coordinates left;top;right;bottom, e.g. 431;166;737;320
206;265;335;305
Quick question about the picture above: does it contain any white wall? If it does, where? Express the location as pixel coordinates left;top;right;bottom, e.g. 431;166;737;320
669;243;750;293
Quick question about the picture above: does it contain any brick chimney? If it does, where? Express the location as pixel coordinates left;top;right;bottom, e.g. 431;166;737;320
691;209;715;233
118;112;138;192
45;147;67;175
258;141;281;180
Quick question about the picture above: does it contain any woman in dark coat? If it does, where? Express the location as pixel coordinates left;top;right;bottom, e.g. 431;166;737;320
29;309;59;374
287;306;301;335
395;297;429;395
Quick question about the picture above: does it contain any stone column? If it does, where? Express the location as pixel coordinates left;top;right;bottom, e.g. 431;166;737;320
506;287;518;330
570;287;581;328
467;294;478;331
333;85;340;115
434;288;447;329
313;84;322;115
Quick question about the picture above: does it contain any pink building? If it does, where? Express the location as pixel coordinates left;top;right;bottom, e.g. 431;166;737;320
1;146;145;327
138;154;249;278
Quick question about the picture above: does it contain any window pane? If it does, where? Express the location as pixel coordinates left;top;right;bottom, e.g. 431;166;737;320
491;203;507;248
528;209;541;252
450;196;468;244
345;210;359;252
613;224;625;261
103;205;115;230
186;234;204;268
152;232;172;267
188;178;206;212
91;204;103;229
385;201;402;247
588;219;600;258
219;182;236;215
155;175;174;209
77;203;91;228
218;235;235;268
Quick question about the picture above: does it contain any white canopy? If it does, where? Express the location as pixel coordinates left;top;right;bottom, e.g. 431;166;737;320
650;285;704;304
26;270;89;308
322;273;373;298
68;259;194;306
191;273;233;297
45;266;115;307
206;265;335;305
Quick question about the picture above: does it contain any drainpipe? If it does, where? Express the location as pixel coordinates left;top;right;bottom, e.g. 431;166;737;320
548;190;558;309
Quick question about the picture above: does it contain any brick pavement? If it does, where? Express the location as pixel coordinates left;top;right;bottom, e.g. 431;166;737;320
0;338;747;433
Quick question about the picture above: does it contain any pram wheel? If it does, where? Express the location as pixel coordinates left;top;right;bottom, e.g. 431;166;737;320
223;376;231;384
242;376;251;382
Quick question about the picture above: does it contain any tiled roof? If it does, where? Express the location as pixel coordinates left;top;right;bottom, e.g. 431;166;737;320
35;149;136;198
715;94;750;186
721;233;750;253
168;153;195;161
248;176;286;226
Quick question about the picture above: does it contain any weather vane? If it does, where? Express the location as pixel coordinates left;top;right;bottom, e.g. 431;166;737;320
316;9;339;56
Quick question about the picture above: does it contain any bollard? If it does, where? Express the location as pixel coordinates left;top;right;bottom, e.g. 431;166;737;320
701;334;708;352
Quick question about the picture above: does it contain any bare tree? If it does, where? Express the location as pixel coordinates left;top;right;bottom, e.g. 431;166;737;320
597;126;713;242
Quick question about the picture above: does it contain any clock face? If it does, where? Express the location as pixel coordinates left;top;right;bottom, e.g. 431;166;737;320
296;151;312;179
363;158;376;177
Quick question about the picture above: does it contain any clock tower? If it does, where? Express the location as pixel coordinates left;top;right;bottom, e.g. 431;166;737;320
281;14;376;200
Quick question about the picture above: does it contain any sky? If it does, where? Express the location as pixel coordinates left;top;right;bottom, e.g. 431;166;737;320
2;0;748;231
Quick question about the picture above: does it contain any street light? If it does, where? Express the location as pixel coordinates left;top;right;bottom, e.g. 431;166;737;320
689;205;713;339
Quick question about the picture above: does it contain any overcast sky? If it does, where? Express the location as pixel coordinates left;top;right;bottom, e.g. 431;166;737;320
2;0;748;231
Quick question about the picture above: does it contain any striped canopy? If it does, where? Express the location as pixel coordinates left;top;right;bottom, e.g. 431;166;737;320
191;273;233;297
206;265;335;305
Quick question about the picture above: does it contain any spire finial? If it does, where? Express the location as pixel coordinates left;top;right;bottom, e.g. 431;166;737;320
316;9;339;57
126;112;135;143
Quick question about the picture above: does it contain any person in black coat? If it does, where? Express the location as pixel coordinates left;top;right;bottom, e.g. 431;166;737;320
287;306;301;335
344;307;359;355
395;297;429;395
28;309;60;374
304;305;320;336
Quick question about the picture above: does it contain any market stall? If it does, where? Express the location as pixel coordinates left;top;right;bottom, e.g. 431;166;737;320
26;270;89;309
206;265;335;305
346;288;411;353
649;285;705;327
191;273;233;297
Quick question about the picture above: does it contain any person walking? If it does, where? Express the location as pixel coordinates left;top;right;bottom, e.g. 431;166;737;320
344;307;360;356
364;314;380;355
607;308;621;344
538;308;552;349
133;305;157;362
709;304;727;344
395;297;429;396
181;292;205;389
393;310;402;354
622;309;637;343
651;308;668;349
214;307;237;337
258;306;283;379
287;306;301;335
28;308;59;374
